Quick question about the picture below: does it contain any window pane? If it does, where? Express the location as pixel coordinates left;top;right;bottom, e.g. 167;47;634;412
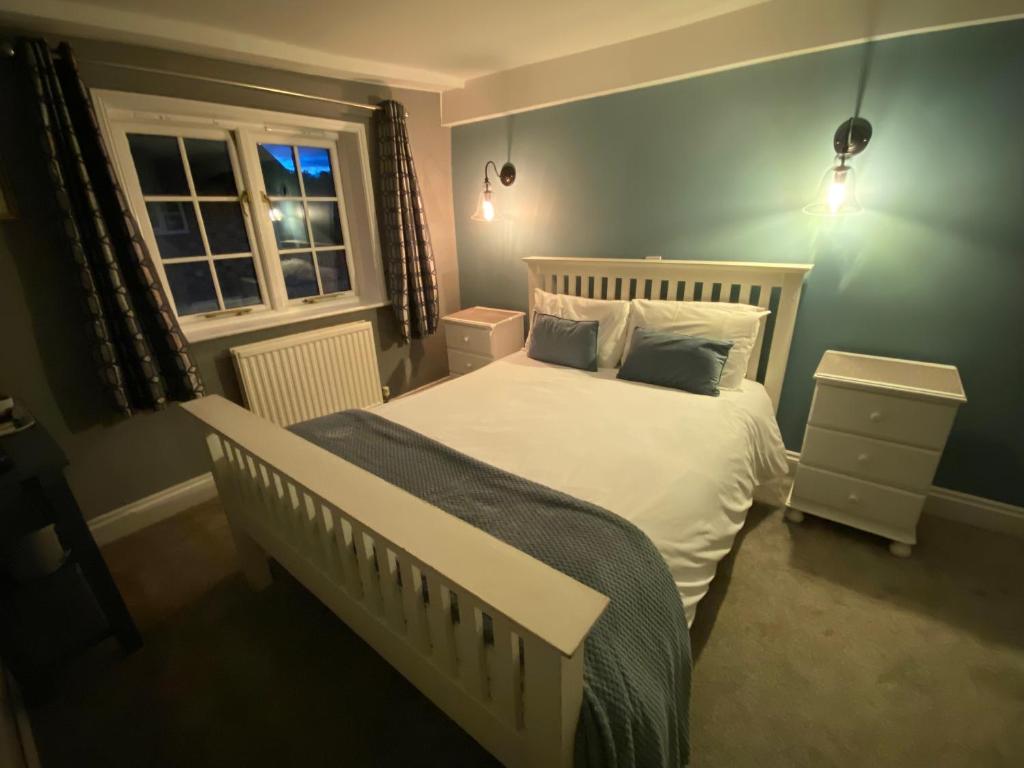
200;202;250;254
270;200;310;249
259;144;300;197
165;262;218;315
317;250;351;294
128;134;188;195
185;138;237;196
308;201;343;246
281;252;318;299
214;258;262;308
146;202;204;258
298;146;335;197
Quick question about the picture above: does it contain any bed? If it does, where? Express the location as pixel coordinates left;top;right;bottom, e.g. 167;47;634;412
373;349;789;627
182;256;812;768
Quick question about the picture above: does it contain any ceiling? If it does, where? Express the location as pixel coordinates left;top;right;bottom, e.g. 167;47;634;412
5;0;766;86
4;0;1022;123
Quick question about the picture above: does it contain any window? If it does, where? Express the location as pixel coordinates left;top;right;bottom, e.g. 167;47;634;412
257;142;353;300
94;91;386;342
127;131;264;315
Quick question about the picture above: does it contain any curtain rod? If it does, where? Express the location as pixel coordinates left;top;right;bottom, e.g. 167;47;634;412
2;44;386;114
82;60;383;112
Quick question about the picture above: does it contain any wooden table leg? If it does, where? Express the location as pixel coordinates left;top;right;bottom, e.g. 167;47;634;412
39;474;142;654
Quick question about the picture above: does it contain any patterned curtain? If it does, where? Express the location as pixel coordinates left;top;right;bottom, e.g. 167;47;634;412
375;101;439;341
18;40;204;415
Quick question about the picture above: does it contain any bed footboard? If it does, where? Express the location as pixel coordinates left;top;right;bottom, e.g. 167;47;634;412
182;396;608;768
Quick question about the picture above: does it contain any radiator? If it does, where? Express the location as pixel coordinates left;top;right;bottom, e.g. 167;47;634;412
230;321;383;426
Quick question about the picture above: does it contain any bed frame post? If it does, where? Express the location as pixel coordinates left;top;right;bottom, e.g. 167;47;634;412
523;638;585;767
526;261;539;322
762;271;806;409
205;433;272;590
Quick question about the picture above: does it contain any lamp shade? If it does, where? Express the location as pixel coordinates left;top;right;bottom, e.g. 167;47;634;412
804;161;861;216
471;182;497;222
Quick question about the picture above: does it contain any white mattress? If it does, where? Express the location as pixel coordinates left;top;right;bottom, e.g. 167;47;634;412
373;351;789;625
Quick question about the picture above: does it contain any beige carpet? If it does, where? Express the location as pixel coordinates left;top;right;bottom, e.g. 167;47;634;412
28;500;1024;767
687;507;1024;767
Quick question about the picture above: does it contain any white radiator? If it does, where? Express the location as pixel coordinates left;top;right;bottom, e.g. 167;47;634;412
230;321;383;426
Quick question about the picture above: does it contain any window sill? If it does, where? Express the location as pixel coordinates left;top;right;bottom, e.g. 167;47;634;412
181;297;390;344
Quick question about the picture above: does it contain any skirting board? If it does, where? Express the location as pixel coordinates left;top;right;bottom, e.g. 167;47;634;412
784;450;1024;539
89;473;216;547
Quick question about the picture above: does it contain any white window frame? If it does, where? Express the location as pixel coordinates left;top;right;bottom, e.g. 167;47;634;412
92;90;388;343
241;133;358;306
113;122;273;317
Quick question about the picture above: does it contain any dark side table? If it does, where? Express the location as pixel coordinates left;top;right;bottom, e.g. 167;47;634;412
0;420;141;701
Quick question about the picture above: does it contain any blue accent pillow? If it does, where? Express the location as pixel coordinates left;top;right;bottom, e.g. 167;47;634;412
527;312;599;371
617;328;733;396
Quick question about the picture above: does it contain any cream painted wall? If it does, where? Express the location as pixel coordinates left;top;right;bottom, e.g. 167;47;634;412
441;0;1024;125
0;33;459;518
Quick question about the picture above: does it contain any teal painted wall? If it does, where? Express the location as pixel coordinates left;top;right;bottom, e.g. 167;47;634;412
452;21;1024;506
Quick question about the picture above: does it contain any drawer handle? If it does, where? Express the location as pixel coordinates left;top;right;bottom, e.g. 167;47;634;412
869;411;883;423
857;453;869;463
463;335;470;343
847;493;860;505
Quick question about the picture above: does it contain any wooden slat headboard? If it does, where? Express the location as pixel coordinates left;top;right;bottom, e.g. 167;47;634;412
523;257;813;410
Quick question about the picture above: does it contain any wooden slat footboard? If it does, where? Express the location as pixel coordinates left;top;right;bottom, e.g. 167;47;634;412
181;395;609;768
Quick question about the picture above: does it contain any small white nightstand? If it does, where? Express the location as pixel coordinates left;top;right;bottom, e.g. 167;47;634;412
442;307;525;377
786;351;966;556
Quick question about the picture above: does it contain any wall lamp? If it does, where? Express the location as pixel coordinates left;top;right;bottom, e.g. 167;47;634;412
471;160;516;222
804;117;872;216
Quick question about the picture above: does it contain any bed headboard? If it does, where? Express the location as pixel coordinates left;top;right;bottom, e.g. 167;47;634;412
523;256;813;410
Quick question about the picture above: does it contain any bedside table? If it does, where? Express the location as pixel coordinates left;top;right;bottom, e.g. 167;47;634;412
442;307;525;377
786;351;966;556
1;420;142;701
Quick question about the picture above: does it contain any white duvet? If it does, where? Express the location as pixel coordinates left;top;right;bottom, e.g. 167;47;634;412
373;351;789;626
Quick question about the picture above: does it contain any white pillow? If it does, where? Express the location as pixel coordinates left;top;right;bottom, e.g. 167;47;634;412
625;300;770;389
531;289;630;368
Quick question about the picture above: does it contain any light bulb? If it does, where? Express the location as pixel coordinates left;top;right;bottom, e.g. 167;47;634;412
827;177;847;214
269;207;283;222
805;162;860;216
481;197;495;221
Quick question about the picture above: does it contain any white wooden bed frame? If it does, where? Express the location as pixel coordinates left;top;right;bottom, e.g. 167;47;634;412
182;257;812;767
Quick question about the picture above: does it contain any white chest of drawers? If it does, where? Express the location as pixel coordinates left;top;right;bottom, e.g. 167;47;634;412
442;306;525;377
786;351;966;556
